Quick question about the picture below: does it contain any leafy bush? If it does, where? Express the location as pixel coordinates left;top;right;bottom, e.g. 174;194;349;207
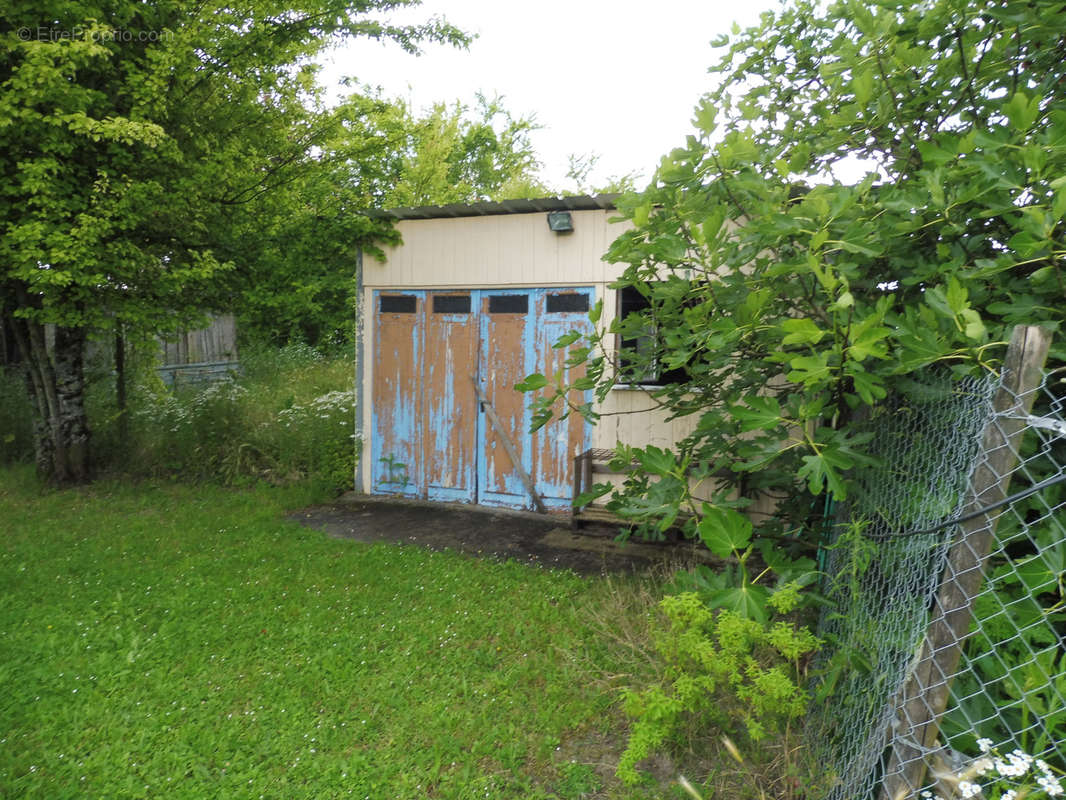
617;588;819;789
607;498;822;793
941;503;1066;759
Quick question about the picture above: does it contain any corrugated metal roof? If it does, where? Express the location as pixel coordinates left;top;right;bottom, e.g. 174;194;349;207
377;193;621;221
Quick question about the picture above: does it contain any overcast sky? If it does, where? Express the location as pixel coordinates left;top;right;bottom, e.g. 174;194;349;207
319;0;780;193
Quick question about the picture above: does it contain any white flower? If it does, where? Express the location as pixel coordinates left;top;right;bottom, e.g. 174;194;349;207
1039;775;1064;797
1001;791;1016;800
958;780;980;799
976;738;994;753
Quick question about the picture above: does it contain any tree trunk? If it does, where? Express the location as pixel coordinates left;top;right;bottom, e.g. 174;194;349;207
53;325;91;483
7;306;92;484
115;321;129;447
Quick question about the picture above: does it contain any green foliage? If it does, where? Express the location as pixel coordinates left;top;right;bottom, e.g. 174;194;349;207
564;152;640;196
521;0;1066;549
0;0;466;480
92;343;358;492
233;90;553;349
617;593;819;786
0;470;650;799
942;508;1066;757
381;92;550;208
681;507;818;623
1;0;461;336
0;367;33;464
228;105;400;348
378;453;410;488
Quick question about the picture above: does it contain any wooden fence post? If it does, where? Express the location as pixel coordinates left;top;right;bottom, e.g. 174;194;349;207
880;325;1051;800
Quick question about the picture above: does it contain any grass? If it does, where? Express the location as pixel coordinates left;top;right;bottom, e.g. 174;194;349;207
0;466;683;800
85;342;359;491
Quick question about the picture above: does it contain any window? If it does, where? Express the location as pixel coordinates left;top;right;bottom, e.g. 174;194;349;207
432;295;471;313
488;294;528;314
380;295;417;313
616;284;689;386
545;293;589;313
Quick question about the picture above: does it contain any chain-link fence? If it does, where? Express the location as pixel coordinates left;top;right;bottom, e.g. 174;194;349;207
808;327;1065;800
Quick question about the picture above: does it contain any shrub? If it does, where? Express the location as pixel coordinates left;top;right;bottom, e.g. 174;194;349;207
617;589;819;788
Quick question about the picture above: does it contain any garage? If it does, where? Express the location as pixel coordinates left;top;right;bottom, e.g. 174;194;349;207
358;194;704;514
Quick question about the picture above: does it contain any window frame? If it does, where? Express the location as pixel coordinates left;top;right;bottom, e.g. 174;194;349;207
613;283;693;388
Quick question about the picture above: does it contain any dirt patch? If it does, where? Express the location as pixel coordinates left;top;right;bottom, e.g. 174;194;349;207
288;493;708;575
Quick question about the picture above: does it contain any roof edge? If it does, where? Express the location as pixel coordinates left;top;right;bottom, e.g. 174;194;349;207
374;193;621;221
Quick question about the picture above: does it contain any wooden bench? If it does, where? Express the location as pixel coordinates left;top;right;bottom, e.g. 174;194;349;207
572;448;632;529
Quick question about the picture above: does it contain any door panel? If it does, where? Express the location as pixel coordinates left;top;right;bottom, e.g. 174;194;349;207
532;289;595;507
477;291;533;508
371;291;424;495
423;293;478;502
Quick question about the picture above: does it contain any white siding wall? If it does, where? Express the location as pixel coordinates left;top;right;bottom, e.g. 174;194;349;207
365;209;622;289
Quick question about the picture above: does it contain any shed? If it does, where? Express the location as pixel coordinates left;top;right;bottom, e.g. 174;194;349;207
357;195;701;513
157;313;240;387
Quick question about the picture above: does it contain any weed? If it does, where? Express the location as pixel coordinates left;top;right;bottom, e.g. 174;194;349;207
84;343;358;492
565;565;822;798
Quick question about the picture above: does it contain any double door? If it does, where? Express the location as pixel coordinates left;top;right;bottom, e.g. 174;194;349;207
371;287;594;510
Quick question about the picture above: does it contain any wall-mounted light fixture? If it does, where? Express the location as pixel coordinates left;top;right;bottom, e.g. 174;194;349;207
546;211;573;233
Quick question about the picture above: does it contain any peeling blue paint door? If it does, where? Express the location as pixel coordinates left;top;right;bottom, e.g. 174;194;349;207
476;290;535;508
371;291;424;495
529;288;596;508
475;288;595;510
371;287;594;510
423;292;478;502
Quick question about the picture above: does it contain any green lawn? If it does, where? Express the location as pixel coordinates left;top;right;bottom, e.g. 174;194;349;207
0;467;667;799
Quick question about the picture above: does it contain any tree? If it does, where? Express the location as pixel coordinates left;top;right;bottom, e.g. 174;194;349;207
231;89;554;348
528;0;1066;543
224;91;402;348
0;0;465;482
563;152;639;196
381;92;549;207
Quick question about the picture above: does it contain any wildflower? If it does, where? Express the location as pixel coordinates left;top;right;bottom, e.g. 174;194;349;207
1039;775;1064;797
977;738;994;753
1010;749;1034;768
958;780;980;798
